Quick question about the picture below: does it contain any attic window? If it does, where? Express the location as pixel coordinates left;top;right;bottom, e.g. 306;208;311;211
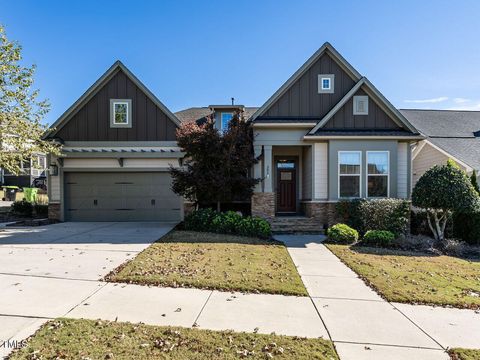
353;96;369;115
110;99;132;128
318;74;334;94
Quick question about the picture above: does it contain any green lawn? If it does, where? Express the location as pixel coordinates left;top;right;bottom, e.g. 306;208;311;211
107;231;308;296
10;318;339;360
449;348;480;360
327;245;480;309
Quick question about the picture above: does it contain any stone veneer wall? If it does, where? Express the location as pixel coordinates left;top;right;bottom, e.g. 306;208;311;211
301;201;341;228
48;203;61;221
251;192;275;219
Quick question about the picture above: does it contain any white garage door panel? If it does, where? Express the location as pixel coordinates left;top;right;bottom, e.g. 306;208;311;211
64;172;181;222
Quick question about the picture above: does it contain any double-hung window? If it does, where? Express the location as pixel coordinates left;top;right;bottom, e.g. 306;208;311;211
221;112;233;131
338;151;361;198
367;151;389;197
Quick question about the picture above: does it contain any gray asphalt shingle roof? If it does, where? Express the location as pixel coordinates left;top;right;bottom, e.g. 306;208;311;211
175;107;259;124
401;109;480;170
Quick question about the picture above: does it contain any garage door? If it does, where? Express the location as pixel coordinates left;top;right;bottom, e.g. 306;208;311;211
64;172;181;221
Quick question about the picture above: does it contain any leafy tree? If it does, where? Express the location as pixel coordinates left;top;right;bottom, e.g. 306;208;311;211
0;24;60;175
470;170;480;194
412;162;480;248
170;114;258;211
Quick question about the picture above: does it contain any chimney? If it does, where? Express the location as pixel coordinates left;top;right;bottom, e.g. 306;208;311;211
231;97;234;106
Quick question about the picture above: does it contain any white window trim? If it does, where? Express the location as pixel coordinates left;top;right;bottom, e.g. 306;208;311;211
353;95;369;115
338;151;362;199
113;101;129;125
110;99;132;128
220;112;233;130
321;77;331;90
318;74;334;94
366;151;390;198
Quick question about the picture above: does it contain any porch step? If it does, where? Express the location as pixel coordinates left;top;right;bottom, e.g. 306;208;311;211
271;216;325;234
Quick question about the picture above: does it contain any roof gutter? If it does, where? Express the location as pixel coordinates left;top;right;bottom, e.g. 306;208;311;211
303;135;426;140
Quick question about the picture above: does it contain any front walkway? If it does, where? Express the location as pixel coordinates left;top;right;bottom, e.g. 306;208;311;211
277;234;480;360
2;227;479;359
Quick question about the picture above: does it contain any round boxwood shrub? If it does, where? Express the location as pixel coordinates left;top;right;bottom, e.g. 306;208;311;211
362;230;395;247
327;223;359;244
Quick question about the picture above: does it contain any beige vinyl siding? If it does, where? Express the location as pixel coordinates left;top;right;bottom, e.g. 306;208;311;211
49;174;61;202
397;142;408;198
413;142;467;185
302;146;313;200
314;142;328;199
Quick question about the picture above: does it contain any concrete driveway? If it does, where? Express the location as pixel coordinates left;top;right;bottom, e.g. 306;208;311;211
0;222;175;358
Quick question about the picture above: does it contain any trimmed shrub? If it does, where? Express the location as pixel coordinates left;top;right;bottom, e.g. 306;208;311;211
452;211;480;246
184;208;271;238
359;199;410;235
184;208;217;232
34;204;48;216
10;200;33;217
362;230;396;247
338;199;410;235
335;199;364;232
327;223;359;244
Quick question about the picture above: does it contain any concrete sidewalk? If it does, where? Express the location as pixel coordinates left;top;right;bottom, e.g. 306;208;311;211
2;228;479;360
277;234;480;360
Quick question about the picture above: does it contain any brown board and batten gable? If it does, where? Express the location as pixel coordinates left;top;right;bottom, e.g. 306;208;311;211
46;61;180;142
252;42;361;121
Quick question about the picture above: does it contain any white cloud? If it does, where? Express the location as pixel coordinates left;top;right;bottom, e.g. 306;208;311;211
446;102;480;111
404;97;449;104
453;97;471;104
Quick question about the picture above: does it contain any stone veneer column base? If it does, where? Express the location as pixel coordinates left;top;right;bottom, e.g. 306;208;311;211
251;192;275;220
184;202;196;217
301;201;341;228
48;203;61;222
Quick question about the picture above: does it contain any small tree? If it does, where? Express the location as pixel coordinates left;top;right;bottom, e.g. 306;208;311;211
470;170;480;194
0;24;60;174
170;114;258;211
412;162;480;248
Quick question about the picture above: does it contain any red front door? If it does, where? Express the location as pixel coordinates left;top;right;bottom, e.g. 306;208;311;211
276;160;296;213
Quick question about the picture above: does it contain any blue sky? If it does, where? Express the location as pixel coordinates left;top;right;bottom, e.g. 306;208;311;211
2;0;480;125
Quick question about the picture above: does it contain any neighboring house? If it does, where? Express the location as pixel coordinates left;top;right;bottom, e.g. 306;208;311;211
400;110;480;185
44;42;425;226
1;154;48;188
43;61;184;221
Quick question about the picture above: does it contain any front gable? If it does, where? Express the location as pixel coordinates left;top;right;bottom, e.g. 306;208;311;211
47;61;180;142
252;43;361;121
323;88;401;131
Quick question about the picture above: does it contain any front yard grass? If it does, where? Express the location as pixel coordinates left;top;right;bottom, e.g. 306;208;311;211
326;245;480;309
449;348;480;360
10;318;339;360
107;230;308;296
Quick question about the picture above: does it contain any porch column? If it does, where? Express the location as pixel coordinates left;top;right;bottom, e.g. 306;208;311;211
253;145;263;192
263;145;273;192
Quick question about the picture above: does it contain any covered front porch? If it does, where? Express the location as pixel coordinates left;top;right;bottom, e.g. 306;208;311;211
253;145;312;216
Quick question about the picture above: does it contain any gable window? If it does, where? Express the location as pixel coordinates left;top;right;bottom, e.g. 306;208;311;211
338;151;361;198
318;74;334;94
110;99;132;128
367;151;389;197
221;112;233;131
353;96;369;115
